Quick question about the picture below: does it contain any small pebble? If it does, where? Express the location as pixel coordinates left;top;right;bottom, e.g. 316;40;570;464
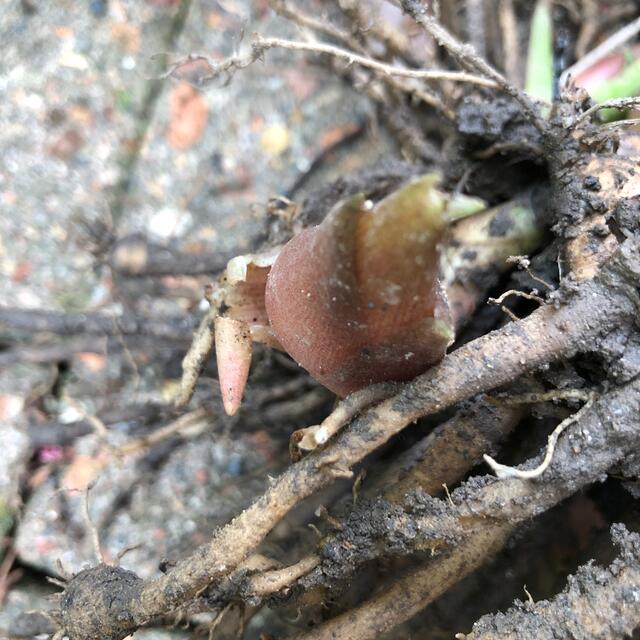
583;175;601;191
89;0;108;18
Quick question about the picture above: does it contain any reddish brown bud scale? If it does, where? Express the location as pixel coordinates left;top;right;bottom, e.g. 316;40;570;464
213;174;486;412
265;176;475;396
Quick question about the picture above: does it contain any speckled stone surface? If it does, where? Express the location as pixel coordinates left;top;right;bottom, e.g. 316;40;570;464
0;0;383;310
1;0;394;629
0;0;186;309
0;415;30;546
120;1;376;256
15;427;274;579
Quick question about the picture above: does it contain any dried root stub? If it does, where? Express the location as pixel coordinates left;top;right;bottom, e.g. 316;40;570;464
213;174;486;413
59;564;143;640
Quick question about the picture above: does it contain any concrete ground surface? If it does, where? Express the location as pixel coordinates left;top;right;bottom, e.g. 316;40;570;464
0;1;395;638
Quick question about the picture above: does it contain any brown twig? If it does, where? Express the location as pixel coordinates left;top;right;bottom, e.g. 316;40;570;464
499;0;519;84
383;73;454;118
602;117;640;129
109;234;236;277
573;0;599;60
329;0;422;65
268;0;366;54
268;1;454;119
0;306;196;341
472;140;545;160
114;407;212;456
376;94;446;157
28;402;170;447
63;397;112;450
0;546;23;606
465;0;487;59
0;336;108;366
82;484;104;565
256;35;496;85
164;34;497;89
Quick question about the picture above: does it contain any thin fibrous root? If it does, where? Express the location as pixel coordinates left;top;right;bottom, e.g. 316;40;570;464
290;382;399;459
162;34;498;89
506;255;553;290
488;289;545;307
175;302;218;407
484;393;596;479
83;482;104;565
574;96;640;125
399;0;548;133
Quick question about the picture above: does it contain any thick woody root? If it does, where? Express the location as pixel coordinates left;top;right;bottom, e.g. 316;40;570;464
562;153;640;281
292;526;512;640
291;377;640;640
143;261;631;607
378;391;531;502
194;389;531;609
461;525;640;640
282;389;605;601
56;238;639;640
287;395;533;594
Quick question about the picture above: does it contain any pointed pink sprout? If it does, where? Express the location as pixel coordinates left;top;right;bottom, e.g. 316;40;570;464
215;316;253;416
213;249;282;415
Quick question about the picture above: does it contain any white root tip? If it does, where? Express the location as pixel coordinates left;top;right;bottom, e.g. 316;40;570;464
483;454;520;479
